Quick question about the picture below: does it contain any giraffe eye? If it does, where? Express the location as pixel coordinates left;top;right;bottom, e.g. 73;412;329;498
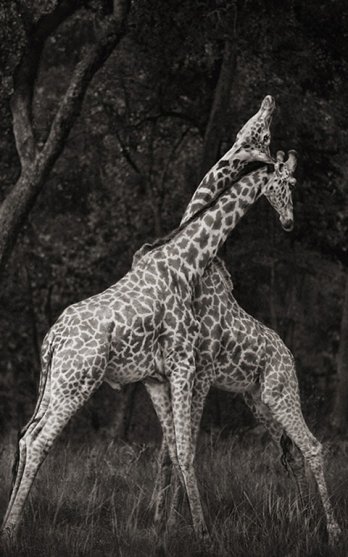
263;133;270;144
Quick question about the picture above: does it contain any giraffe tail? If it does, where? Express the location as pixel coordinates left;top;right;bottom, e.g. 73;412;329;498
11;332;55;486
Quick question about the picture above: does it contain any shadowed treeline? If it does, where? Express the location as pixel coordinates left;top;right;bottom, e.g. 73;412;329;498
0;1;348;438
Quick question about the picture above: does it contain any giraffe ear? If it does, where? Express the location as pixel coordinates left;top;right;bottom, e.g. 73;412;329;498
286;150;297;172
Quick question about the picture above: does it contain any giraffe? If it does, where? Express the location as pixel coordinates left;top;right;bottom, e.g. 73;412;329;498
151;260;342;545
144;150;341;544
1;146;294;546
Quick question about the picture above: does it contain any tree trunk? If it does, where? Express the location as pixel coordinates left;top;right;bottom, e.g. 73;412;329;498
269;219;278;331
269;258;278;331
199;36;237;179
0;165;50;270
25;266;41;370
332;270;348;432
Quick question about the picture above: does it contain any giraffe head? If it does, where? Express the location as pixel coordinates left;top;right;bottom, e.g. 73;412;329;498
234;95;276;164
262;150;297;231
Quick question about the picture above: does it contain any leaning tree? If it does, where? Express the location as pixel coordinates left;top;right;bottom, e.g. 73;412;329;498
0;0;130;273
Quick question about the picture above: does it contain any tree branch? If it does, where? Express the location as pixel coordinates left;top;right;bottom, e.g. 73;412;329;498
11;0;82;166
34;0;81;43
14;0;34;34
24;265;41;369
134;111;201;133
114;127;141;174
160;127;191;193
40;7;129;172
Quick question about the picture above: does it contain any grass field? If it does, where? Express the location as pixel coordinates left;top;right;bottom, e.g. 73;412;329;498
0;430;347;557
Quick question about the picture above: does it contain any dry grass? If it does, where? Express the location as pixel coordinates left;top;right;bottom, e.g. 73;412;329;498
0;431;347;557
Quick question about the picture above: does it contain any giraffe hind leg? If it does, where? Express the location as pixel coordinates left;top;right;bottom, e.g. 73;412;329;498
279;432;308;503
9;336;55;499
2;402;89;540
260;370;341;546
1;352;106;542
244;391;307;501
4;340;56;531
11;373;52;490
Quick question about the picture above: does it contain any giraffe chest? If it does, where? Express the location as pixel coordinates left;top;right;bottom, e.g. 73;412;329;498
193;271;265;391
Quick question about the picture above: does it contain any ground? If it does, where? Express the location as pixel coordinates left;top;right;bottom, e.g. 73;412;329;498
0;430;347;557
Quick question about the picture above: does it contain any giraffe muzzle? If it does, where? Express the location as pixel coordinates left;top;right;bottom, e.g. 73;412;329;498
261;94;275;114
280;217;294;232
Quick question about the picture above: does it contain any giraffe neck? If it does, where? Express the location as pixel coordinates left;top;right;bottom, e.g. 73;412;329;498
165;166;269;281
181;141;250;224
132;143;261;268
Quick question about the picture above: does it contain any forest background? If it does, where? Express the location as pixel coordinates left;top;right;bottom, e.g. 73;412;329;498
1;0;348;444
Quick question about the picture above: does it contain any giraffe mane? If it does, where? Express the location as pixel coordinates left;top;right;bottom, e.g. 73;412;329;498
133;160;274;266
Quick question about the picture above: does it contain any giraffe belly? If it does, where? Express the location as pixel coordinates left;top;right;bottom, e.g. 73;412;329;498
104;311;164;387
104;348;163;388
104;334;158;386
213;362;259;392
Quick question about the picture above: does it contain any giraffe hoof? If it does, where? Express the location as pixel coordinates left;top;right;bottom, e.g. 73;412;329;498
200;529;212;552
154;539;167;557
0;525;15;547
327;523;342;546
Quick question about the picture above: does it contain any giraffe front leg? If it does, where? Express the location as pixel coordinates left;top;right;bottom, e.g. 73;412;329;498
168;356;210;545
152;444;172;523
143;379;177;530
168;375;211;529
1;385;102;544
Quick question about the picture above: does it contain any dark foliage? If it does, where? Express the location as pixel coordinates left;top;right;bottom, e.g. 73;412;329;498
0;0;348;437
